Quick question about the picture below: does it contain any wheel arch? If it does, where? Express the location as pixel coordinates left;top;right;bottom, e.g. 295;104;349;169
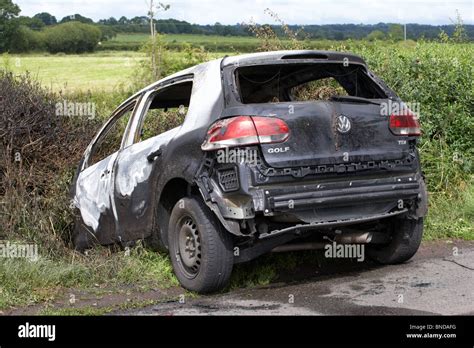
153;177;200;249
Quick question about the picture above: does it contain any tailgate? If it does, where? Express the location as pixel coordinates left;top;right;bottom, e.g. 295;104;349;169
225;101;410;168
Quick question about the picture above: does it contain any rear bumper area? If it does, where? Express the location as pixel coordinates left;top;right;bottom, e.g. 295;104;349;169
197;154;428;236
263;176;421;214
251;173;426;226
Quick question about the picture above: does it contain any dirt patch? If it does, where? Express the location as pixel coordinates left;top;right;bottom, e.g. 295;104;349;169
3;285;185;315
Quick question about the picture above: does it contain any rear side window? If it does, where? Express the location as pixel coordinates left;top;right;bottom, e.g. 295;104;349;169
135;80;192;143
235;63;386;104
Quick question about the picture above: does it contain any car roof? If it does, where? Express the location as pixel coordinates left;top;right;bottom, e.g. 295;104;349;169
222;50;367;67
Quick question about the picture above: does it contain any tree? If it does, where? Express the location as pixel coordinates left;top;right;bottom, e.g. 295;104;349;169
33;12;57;26
452;10;467;43
98;25;117;41
43;21;101;53
118;16;129;25
130;16;148;25
9;25;44;52
388;24;404;41
367;30;386;41
16;16;44;30
0;0;21;52
333;31;344;40
147;1;170;79
105;17;118;25
60;14;93;24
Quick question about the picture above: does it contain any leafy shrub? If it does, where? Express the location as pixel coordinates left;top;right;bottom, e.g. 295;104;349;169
43;21;101;54
133;35;209;88
9;25;45;52
354;42;473;190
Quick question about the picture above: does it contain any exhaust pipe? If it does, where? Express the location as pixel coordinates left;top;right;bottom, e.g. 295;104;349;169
272;242;327;252
335;232;372;244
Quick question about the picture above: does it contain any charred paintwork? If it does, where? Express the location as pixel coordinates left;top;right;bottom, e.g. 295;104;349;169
71;50;427;261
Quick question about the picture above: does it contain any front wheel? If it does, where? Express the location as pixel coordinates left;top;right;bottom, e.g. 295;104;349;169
168;197;233;293
368;217;424;264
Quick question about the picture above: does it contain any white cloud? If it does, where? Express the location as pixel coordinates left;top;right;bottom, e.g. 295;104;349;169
15;0;474;25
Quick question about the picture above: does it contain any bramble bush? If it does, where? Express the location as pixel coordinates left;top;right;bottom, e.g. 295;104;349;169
0;71;100;254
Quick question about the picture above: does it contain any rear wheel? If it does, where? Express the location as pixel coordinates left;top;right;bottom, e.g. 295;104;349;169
168;197;233;293
368;217;423;264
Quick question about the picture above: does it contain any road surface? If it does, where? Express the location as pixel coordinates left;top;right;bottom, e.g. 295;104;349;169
124;241;474;315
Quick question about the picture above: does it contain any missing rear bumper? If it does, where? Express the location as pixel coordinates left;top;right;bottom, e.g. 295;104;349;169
258;209;407;239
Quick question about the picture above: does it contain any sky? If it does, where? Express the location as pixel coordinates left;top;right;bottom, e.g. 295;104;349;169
14;0;474;25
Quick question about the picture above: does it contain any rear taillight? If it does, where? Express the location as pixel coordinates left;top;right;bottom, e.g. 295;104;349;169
389;111;421;136
201;116;289;151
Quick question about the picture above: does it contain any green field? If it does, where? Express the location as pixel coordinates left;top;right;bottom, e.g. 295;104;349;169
111;33;260;44
99;33;350;53
1;48;228;91
100;33;262;52
101;34;259;49
2;51;145;91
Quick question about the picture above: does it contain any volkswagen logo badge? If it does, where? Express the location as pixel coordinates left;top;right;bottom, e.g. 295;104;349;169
336;115;351;134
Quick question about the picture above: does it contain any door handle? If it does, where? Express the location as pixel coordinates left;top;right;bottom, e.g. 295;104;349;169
147;148;162;162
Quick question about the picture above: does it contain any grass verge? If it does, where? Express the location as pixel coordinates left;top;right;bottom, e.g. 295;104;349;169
0;246;178;310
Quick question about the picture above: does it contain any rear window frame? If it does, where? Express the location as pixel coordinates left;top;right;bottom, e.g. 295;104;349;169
228;61;388;105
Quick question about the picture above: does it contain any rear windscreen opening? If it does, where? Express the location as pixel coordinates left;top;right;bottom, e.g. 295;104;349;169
235;63;387;104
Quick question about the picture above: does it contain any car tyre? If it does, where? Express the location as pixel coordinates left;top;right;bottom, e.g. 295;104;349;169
368;217;423;264
168;197;233;293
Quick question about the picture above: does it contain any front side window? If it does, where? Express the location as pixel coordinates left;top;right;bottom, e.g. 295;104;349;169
88;103;135;166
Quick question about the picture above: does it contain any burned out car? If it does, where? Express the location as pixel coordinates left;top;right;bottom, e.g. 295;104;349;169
72;50;428;293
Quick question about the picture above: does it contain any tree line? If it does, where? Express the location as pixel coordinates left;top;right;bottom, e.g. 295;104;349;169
27;11;474;40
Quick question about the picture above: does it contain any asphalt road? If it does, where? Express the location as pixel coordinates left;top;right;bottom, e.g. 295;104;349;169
127;241;474;315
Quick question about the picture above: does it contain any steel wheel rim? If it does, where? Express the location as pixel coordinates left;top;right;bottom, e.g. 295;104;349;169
176;216;201;278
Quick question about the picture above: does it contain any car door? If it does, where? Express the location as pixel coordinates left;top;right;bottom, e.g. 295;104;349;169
74;100;137;245
113;78;193;242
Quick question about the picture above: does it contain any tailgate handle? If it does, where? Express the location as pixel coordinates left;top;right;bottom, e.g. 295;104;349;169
147;148;162;162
